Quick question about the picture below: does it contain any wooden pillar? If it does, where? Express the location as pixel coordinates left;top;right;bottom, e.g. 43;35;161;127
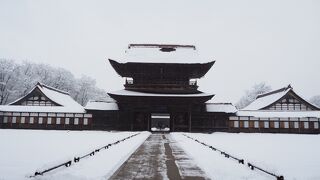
171;113;174;132
147;112;150;131
130;111;133;131
189;106;192;132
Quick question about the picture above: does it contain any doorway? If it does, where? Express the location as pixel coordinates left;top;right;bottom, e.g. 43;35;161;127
150;113;170;132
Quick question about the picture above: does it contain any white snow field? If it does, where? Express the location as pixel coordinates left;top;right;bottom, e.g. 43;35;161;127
172;132;320;180
0;129;150;180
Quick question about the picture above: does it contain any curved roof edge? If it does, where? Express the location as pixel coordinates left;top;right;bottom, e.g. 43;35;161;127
108;59;215;79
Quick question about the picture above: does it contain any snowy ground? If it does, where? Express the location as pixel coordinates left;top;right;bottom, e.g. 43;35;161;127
172;132;320;180
0;129;150;180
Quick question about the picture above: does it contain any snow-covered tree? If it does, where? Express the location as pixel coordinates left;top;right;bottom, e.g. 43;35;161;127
72;75;110;105
0;59;106;105
0;59;20;104
310;95;320;108
236;82;272;109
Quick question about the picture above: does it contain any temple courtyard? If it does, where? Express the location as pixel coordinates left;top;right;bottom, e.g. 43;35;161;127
1;129;320;180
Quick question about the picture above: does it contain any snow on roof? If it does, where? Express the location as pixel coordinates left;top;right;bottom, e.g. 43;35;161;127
108;89;214;97
38;83;83;109
236;110;320;118
0;105;85;113
5;82;85;113
206;103;237;113
113;44;211;64
85;101;119;111
242;86;291;110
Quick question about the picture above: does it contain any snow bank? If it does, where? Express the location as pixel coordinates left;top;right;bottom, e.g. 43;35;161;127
0;129;150;180
172;132;320;180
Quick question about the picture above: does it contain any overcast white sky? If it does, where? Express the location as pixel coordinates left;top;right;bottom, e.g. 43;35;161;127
1;0;319;103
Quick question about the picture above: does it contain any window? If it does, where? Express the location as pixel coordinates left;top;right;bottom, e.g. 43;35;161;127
284;122;289;129
264;121;269;128
234;121;239;128
39;117;43;124
229;116;238;121
29;117;34;124
74;118;79;125
244;121;249;128
304;122;309;129
83;118;88;125
21;117;25;124
56;118;61;124
294;122;299;128
314;122;319;129
240;117;249;121
65;118;70;125
254;121;259;128
47;117;52;124
3;117;8;123
274;121;279;128
12;117;17;123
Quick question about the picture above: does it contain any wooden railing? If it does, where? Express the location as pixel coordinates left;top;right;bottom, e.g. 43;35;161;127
29;133;141;178
182;134;284;180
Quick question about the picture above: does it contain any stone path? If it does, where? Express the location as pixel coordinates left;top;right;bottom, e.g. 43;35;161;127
110;133;209;180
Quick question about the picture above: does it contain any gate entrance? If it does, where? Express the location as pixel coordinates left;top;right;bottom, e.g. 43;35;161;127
150;113;170;132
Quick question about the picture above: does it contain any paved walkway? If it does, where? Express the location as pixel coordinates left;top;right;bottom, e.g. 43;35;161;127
110;133;209;180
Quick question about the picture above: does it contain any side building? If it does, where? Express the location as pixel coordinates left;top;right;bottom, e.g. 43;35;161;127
0;82;92;130
229;85;320;134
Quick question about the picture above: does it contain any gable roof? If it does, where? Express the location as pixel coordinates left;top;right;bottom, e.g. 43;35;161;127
2;82;85;113
242;85;320;111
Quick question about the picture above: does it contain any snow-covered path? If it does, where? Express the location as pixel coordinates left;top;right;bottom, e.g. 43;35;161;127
0;129;150;180
172;132;320;180
110;133;209;179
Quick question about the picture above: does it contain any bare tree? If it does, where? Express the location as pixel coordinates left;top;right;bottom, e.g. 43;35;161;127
0;59;107;105
310;95;320;108
236;82;272;109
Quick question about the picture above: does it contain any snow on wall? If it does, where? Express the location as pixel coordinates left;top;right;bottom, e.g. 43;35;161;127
85;101;119;111
206;103;237;113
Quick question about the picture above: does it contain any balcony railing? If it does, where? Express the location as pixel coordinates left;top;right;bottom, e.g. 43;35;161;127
125;78;197;86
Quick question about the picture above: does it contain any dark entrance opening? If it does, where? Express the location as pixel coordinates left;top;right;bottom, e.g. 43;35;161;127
151;113;170;132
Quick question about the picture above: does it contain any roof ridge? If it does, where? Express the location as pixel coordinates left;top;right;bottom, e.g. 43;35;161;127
256;84;292;99
128;44;196;49
37;82;70;95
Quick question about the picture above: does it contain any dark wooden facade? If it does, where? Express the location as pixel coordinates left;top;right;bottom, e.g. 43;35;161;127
105;45;231;132
0;112;92;130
